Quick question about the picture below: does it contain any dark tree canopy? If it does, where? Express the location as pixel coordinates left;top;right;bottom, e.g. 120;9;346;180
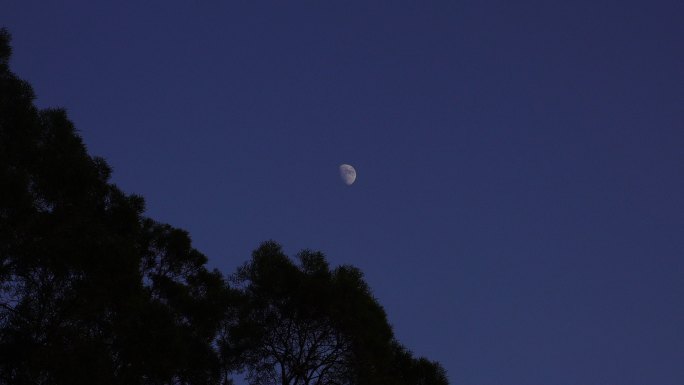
229;242;448;385
0;29;235;385
0;29;448;385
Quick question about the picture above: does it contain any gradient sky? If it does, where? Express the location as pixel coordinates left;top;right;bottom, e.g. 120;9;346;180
3;1;683;384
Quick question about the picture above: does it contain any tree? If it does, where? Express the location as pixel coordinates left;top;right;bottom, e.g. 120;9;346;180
229;242;449;385
0;29;236;385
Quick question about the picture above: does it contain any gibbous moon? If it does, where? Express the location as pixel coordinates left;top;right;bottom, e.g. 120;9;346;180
339;164;356;185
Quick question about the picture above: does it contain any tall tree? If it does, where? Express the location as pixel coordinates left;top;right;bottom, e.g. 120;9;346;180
0;29;236;385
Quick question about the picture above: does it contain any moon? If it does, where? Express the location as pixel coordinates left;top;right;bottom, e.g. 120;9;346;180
339;164;356;185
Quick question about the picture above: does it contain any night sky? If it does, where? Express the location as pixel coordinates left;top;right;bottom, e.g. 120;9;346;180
4;1;683;384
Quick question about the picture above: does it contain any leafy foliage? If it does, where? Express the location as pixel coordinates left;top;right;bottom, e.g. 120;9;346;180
230;242;448;385
0;29;234;385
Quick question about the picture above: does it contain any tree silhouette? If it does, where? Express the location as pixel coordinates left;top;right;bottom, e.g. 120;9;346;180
0;29;236;385
229;242;448;385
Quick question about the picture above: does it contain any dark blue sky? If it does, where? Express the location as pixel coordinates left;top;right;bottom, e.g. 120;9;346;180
4;1;683;384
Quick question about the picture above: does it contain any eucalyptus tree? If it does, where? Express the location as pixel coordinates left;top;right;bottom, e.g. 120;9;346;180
230;243;356;385
0;29;237;385
230;242;449;385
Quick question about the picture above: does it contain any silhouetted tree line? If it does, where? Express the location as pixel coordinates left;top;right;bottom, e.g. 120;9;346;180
0;29;448;385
